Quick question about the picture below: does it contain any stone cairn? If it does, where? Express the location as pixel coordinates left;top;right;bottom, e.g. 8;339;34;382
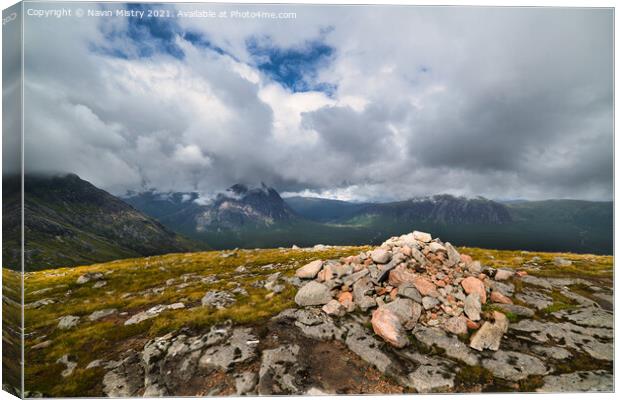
294;230;519;351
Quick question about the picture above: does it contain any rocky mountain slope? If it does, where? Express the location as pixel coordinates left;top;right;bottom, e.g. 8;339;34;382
338;194;512;225
127;186;612;254
288;195;612;254
2;174;199;270
14;231;613;397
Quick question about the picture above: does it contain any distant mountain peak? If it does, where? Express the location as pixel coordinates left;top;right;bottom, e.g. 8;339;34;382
227;183;249;196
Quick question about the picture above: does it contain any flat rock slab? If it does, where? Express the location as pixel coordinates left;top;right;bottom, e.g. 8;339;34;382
515;289;553;310
102;352;144;397
257;345;304;395
494;303;534;317
408;365;454;393
482;350;547;381
510;320;613;361
342;322;395;375
537;370;613;392
520;275;553;290
414;327;478;366
552;307;612;328
531;345;572;360
199;328;258;370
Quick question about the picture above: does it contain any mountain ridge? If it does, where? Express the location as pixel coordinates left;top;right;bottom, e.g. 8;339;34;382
125;184;612;254
2;174;202;270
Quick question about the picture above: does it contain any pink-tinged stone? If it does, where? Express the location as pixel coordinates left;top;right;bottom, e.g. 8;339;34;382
401;246;412;257
490;291;513;305
295;260;323;279
371;307;409;348
317;264;333;282
322;300;346;317
461;277;487;304
389;288;398;300
443;316;468;335
460;254;473;265
388;265;417;287
516;270;528;277
338;291;353;304
371;249;392;264
412;276;439;297
466;319;480;330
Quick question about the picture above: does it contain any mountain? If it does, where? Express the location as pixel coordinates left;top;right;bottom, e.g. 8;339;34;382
124;185;612;255
197;183;298;230
2;174;200;271
284;196;369;223
122;190;201;220
286;194;612;254
125;183;307;248
335;194;512;225
502;199;613;254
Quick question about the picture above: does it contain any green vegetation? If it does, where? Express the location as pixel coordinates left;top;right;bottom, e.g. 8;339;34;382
3;174;201;272
10;244;613;396
455;365;494;388
482;304;520;323
541;290;579;314
20;246;369;396
2;268;22;396
459;247;612;279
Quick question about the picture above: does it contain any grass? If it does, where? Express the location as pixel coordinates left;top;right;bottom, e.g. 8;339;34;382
17;245;370;397
540;289;579;314
5;244;613;396
454;365;494;389
458;247;613;279
482;304;520;323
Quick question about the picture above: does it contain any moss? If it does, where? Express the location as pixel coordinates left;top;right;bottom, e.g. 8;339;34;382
518;375;544;392
554;352;612;374
455;365;494;387
541;289;579;314
481;304;520;323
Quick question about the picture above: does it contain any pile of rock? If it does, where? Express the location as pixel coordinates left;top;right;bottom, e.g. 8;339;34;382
294;230;515;351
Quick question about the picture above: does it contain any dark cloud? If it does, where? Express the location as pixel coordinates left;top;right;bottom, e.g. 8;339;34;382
19;4;613;202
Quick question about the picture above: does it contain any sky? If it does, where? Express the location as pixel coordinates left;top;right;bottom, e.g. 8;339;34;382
16;2;613;202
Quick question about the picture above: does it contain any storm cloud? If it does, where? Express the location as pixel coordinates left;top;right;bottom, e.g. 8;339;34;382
18;3;613;201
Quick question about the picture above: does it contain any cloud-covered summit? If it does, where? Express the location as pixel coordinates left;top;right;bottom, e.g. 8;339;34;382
19;4;613;202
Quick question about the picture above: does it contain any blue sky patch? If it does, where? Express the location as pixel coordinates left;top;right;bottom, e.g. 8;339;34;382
183;31;232;58
93;3;184;60
125;4;184;59
246;36;336;93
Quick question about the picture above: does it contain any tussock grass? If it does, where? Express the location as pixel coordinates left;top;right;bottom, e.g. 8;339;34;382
17;246;369;396
6;244;611;396
459;247;612;279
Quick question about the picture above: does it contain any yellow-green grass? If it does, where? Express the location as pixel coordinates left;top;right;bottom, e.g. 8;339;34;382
459;247;613;279
6;245;613;396
19;246;369;396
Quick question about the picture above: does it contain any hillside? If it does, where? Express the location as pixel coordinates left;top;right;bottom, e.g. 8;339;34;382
284;196;369;222
12;236;612;396
287;195;613;254
125;188;612;254
2;174;200;271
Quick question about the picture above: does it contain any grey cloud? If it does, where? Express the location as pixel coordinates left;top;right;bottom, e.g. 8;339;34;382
17;4;613;202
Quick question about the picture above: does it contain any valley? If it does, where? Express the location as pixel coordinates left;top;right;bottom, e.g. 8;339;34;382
125;185;613;255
